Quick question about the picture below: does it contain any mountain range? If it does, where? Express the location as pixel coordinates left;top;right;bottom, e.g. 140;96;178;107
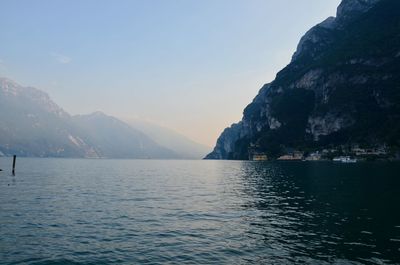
0;77;209;159
206;0;400;160
127;119;210;159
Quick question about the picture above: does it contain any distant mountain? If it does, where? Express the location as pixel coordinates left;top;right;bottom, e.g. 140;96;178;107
73;112;177;159
206;0;400;160
0;77;177;158
127;119;211;159
0;78;95;157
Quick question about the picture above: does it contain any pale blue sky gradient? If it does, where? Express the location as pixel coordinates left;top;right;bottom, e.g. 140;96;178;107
0;0;341;146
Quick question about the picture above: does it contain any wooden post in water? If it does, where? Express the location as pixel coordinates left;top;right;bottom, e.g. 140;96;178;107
12;155;16;175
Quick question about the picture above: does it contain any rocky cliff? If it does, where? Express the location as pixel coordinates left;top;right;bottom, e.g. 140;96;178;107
206;0;400;160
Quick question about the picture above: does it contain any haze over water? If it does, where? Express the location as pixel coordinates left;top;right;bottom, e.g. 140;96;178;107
1;158;399;264
0;0;341;146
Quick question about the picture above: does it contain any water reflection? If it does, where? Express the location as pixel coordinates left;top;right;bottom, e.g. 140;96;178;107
0;158;399;264
235;161;400;264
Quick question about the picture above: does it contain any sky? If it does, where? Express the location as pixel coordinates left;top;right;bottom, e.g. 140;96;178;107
0;0;341;147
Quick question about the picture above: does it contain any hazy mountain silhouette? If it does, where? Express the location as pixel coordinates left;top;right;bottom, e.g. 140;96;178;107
73;112;177;159
0;77;185;159
128;119;211;159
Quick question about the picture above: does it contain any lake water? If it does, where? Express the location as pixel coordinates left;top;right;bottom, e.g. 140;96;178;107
0;158;399;264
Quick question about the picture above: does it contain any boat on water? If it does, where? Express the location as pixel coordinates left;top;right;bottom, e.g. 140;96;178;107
333;156;357;163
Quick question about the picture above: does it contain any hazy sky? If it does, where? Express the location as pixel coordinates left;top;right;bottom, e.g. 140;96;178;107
0;0;341;147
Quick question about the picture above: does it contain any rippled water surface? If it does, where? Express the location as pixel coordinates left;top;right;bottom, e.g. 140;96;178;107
1;158;400;264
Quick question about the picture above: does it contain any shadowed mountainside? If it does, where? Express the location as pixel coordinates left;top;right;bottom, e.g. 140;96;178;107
206;0;400;160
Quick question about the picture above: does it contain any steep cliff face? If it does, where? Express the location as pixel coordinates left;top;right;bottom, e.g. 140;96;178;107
206;0;400;160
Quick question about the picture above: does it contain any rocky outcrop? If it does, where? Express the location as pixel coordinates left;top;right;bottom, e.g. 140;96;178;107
306;114;355;141
205;122;244;159
206;0;400;160
336;0;380;23
291;0;383;64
